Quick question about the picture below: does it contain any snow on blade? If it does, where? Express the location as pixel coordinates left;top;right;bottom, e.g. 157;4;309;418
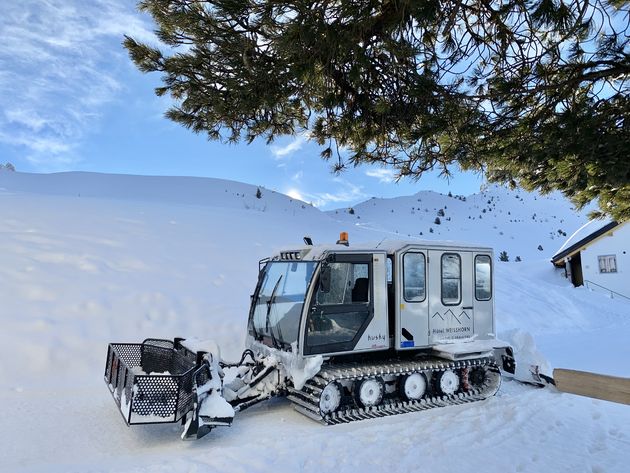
198;390;235;419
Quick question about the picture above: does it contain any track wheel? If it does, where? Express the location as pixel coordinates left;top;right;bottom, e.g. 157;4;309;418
319;382;342;415
436;369;460;395
468;366;487;388
354;377;384;408
400;373;427;400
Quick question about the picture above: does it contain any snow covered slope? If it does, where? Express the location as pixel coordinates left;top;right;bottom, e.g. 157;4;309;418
329;185;592;261
1;171;629;473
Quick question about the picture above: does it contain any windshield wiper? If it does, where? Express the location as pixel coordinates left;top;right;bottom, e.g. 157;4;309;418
265;274;283;349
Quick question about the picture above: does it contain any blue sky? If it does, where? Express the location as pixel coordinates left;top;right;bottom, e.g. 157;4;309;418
0;0;485;209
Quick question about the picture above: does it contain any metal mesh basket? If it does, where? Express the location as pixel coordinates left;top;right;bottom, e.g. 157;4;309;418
104;339;200;425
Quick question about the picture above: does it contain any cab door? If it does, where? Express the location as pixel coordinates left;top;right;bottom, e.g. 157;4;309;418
427;250;474;343
302;253;388;356
396;250;429;350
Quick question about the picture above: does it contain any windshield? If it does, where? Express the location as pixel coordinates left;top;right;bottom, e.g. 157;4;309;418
250;261;317;348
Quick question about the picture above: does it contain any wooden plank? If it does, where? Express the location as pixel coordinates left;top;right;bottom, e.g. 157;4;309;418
553;368;630;405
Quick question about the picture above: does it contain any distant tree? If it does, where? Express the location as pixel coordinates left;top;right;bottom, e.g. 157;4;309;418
515;256;522;262
437;208;445;217
429;227;434;233
124;0;630;222
348;207;355;215
499;251;509;262
538;245;544;251
434;217;441;225
256;187;262;199
448;191;452;198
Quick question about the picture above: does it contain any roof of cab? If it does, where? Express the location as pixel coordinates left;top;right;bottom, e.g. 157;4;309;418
270;239;493;261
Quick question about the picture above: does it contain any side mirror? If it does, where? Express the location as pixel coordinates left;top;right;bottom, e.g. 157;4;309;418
320;264;331;293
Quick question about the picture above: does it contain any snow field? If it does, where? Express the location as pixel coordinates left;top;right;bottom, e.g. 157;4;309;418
1;171;629;472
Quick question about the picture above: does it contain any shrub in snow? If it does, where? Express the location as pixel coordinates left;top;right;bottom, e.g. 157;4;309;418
434;217;441;225
256;187;262;199
348;207;355;214
499;251;509;262
538;245;544;251
515;256;522;262
437;208;445;217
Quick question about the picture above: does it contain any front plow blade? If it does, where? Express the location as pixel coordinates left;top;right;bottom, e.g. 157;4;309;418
181;362;235;440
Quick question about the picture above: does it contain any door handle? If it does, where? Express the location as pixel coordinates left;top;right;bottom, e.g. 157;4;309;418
462;306;473;310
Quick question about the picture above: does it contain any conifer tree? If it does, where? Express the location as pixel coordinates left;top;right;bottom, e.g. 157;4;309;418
125;0;630;220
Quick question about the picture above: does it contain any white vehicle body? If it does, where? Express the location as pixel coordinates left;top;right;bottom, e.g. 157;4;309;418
246;239;507;362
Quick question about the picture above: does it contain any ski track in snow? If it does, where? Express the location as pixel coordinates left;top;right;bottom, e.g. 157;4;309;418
1;171;629;472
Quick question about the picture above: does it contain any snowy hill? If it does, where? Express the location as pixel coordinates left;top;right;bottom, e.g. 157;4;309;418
328;185;591;261
0;170;324;216
1;171;629;473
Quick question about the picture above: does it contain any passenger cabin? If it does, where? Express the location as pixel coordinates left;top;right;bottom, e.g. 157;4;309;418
248;239;495;358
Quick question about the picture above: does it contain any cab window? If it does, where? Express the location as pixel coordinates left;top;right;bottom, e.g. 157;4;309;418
403;252;426;302
441;253;461;305
475;255;492;300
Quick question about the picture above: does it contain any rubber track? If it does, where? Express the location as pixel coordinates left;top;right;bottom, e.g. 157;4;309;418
286;357;501;425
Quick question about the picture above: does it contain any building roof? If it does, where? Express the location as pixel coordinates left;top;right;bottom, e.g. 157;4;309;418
551;220;621;264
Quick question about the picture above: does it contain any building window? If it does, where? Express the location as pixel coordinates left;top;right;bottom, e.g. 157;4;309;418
598;255;617;273
597;255;617;273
